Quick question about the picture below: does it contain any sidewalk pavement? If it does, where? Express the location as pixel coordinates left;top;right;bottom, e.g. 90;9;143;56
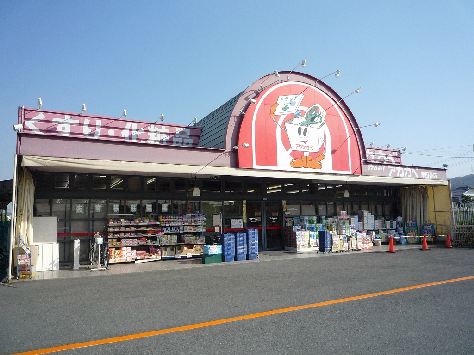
7;243;429;282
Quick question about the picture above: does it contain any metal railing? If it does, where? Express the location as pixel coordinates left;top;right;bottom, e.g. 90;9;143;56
451;203;474;247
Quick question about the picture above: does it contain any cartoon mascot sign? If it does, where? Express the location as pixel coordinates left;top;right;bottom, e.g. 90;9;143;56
237;82;362;175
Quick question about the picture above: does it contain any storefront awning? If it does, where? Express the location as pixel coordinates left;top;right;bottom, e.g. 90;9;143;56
21;155;448;187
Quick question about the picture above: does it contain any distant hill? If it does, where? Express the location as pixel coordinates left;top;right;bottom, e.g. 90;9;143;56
449;174;474;190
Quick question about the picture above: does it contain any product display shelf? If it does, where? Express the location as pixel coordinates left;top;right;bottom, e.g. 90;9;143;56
158;214;206;260
107;214;163;264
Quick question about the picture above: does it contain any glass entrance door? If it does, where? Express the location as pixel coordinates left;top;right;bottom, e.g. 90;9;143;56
265;201;283;250
246;201;282;250
246;201;263;250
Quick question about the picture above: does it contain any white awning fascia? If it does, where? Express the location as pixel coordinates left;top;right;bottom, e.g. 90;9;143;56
21;155;448;186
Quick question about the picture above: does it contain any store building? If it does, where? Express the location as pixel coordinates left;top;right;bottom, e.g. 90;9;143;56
9;70;450;272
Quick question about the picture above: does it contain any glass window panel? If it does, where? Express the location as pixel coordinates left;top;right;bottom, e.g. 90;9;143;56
141;200;157;219
34;199;51;217
125;200;141;218
35;172;53;190
71;199;89;219
71;220;89;235
145;177;156;191
128;176;140;190
224;181;243;193
224;201;242;217
301;201;315;215
376;203;383;216
158;178;171;192
361;202;369;211
246;181;263;194
172;200;186;214
90;220;107;234
52;199;70;220
55;174;70;189
203;180;221;193
188;201;200;214
107;200;125;215
327;202;335;216
284;183;300;194
91;199;107;219
57;220;69;235
201;201;222;230
266;183;282;194
157;200;171;214
110;176;124;190
286;204;301;216
318;202;327;216
74;174;89;190
174;178;186;191
92;175;107;190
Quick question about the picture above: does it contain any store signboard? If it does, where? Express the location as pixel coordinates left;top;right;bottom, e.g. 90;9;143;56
20;108;201;148
362;164;447;180
237;82;362;175
365;148;402;165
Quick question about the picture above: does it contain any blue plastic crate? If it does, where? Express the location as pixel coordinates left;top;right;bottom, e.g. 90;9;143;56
247;253;258;260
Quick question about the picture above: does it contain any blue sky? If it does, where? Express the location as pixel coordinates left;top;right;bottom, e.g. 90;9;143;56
1;0;473;181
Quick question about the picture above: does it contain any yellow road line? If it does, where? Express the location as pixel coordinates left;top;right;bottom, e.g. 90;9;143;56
12;275;474;355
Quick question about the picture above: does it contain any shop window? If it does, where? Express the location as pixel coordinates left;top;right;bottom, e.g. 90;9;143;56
301;201;315;215
74;174;89;190
157;200;171;214
125;200;141;218
92;175;107;190
224;200;242;216
173;178;186;191
145;177;156;191
186;201;199;214
224;181;243;193
201;201;222;230
128;176;140;190
369;202;376;215
55;173;70;189
90;219;106;234
361;202;368;211
327;202;335;216
318;202;327;216
110;176;124;190
71;199;89;219
203;180;222;193
35;172;53;190
158;178;171;192
172;200;186;214
224;200;243;229
71;220;88;235
352;201;360;215
52;199;70;220
285;203;301;216
284;183;300;194
266;183;282;194
90;199;107;219
246;181;263;194
141;200;157;218
376;203;383;216
34;199;51;217
57;220;69;235
107;200;125;215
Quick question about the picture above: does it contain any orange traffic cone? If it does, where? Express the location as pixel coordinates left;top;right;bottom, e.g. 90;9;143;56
387;235;397;253
446;233;453;248
420;235;431;251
